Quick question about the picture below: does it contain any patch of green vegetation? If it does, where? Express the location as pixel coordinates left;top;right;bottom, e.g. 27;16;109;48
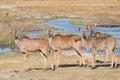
0;31;29;50
0;38;15;49
70;19;83;25
0;10;36;50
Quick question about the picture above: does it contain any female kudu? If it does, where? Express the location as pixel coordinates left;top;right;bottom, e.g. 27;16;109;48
78;25;118;69
9;29;54;71
45;27;86;69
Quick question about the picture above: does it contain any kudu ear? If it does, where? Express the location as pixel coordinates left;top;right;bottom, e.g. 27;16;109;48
52;27;56;31
78;26;81;31
92;24;96;29
78;26;87;33
43;27;48;31
17;28;22;33
48;27;55;34
9;28;15;34
85;24;91;31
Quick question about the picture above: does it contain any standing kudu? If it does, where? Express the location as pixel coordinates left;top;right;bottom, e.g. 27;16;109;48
85;25;111;63
78;26;118;69
45;27;86;69
9;29;54;71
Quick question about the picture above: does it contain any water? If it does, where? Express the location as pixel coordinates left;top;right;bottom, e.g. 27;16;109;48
0;48;12;54
42;19;85;34
23;30;46;38
1;19;120;55
42;19;120;55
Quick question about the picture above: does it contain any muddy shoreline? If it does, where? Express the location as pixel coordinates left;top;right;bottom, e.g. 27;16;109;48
97;24;120;28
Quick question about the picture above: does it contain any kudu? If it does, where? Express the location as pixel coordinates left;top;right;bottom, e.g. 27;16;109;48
78;26;118;69
45;27;86;69
85;25;111;63
9;29;54;71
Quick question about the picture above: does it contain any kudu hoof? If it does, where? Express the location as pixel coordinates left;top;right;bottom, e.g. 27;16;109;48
52;68;56;71
79;64;83;67
111;66;119;69
111;67;114;69
114;63;119;69
91;67;96;69
115;65;119;68
43;69;47;71
52;65;56;71
25;68;32;72
83;64;87;67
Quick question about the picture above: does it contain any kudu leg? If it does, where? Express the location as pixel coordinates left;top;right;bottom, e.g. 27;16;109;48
74;48;86;67
23;53;29;70
50;59;54;71
111;52;118;68
110;53;114;68
55;49;61;68
54;52;57;68
39;49;48;71
104;51;109;63
43;57;47;70
91;50;96;69
40;49;55;71
114;54;118;68
43;56;55;71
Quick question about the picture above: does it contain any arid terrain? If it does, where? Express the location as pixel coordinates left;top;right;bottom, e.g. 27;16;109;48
0;53;120;80
0;0;120;80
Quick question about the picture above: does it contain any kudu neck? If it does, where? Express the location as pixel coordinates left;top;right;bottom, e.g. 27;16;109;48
48;34;53;38
15;36;21;48
82;33;87;39
14;34;20;40
48;34;55;50
90;30;94;37
15;36;18;40
82;33;89;49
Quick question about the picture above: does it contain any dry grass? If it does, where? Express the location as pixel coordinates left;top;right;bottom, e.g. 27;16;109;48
0;0;120;21
0;52;120;80
0;0;120;27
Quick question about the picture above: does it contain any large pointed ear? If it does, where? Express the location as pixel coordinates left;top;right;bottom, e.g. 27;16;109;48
17;28;22;33
78;26;81;31
52;27;56;31
48;27;56;34
43;27;48;31
92;24;96;28
9;28;15;34
85;24;91;31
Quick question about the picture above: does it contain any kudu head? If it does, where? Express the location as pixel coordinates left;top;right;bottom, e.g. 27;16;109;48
9;28;22;39
44;27;56;38
85;24;96;36
78;26;88;39
94;32;101;38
